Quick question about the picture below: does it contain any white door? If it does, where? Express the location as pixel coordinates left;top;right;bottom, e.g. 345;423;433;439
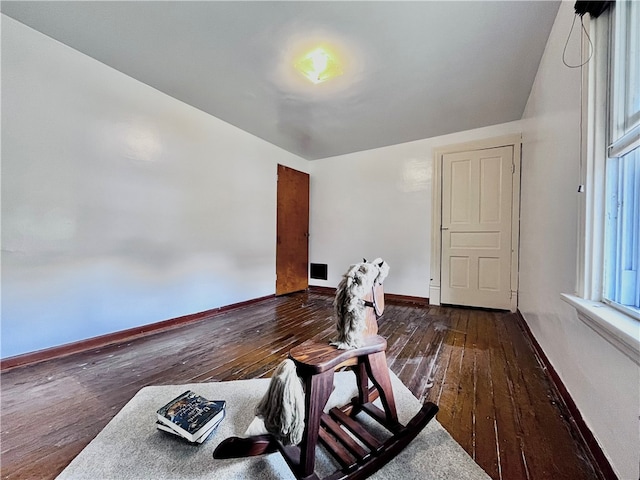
441;146;514;309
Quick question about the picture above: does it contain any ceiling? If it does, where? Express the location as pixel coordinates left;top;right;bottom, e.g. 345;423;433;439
1;1;560;160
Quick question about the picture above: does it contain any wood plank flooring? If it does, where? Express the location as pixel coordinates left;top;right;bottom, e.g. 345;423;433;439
0;292;604;479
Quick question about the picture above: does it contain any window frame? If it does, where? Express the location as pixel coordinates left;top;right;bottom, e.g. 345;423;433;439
568;5;640;366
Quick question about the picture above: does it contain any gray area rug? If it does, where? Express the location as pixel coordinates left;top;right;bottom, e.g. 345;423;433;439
57;371;490;480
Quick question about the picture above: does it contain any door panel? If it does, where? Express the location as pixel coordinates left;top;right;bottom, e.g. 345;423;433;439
441;146;513;309
276;164;309;296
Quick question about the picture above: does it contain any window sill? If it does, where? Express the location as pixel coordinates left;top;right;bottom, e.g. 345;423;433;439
561;294;640;365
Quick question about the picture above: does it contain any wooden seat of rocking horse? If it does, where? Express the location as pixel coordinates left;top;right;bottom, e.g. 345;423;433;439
214;285;439;480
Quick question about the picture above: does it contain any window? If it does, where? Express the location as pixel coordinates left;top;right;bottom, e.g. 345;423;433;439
564;1;640;364
603;0;640;319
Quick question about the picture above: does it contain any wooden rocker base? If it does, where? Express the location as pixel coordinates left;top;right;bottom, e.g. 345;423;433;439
214;390;438;480
215;350;439;480
214;330;438;479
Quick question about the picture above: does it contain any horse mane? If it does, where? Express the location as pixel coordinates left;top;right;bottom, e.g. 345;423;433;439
331;258;389;350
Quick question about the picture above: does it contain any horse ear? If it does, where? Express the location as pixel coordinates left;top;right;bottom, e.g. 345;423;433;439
363;258;367;263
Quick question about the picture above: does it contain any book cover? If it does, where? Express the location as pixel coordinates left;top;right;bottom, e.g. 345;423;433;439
156;390;226;442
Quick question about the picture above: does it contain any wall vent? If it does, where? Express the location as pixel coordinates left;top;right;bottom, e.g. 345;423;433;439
310;263;328;280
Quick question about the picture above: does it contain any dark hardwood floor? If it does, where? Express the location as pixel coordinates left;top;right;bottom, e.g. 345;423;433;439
1;291;604;479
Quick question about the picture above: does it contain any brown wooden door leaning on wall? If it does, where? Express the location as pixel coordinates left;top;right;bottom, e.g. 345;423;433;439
276;164;309;295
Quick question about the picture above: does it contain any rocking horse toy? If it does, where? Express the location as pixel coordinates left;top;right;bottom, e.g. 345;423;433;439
214;259;439;480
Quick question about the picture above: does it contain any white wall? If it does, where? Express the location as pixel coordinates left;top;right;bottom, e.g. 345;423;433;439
519;2;640;479
1;16;308;358
308;121;523;297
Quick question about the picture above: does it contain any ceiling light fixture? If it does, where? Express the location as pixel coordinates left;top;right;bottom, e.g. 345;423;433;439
295;46;343;84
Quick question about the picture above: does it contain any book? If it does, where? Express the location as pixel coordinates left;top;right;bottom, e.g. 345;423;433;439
155;417;222;444
156;390;226;443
